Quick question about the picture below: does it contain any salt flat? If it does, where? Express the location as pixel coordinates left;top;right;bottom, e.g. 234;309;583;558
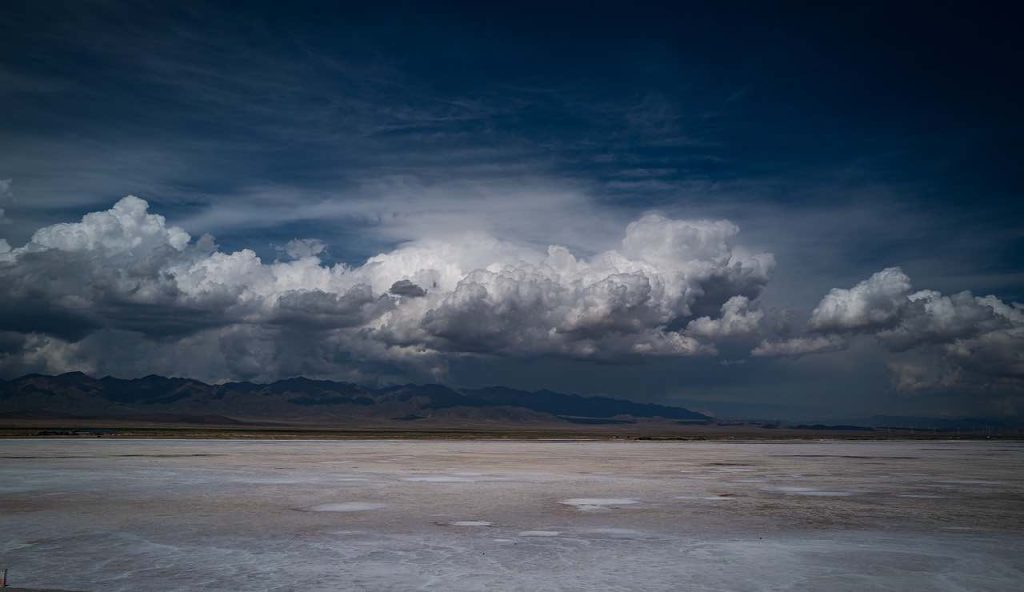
1;439;1022;591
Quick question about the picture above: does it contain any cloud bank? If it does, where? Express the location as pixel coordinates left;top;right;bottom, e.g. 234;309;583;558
2;197;1019;397
0;196;773;382
755;267;1024;391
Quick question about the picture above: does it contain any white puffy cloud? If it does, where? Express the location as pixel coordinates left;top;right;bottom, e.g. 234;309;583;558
686;296;764;339
363;214;772;358
809;267;911;331
877;290;1014;351
761;267;1024;390
29;195;190;253
0;198;774;380
3;198;1018;393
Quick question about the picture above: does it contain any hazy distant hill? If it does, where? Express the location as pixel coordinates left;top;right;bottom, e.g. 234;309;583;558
0;372;711;426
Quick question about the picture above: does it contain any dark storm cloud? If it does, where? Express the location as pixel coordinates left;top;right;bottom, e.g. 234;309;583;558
389;280;427;298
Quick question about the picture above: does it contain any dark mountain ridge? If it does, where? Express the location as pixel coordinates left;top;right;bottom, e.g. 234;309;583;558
0;373;711;425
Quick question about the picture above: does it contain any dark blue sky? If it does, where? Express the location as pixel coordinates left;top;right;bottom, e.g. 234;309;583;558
1;1;1021;419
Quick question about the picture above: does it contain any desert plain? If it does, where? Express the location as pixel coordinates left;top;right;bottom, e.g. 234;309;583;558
1;439;1022;591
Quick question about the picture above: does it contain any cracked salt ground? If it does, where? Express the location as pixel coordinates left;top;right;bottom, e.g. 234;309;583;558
1;439;1022;591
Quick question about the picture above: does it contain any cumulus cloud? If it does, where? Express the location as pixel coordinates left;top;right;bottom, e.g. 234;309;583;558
686;296;763;339
0;197;774;381
758;266;1024;390
809;267;911;331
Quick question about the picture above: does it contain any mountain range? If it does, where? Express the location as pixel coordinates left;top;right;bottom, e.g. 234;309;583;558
0;372;711;427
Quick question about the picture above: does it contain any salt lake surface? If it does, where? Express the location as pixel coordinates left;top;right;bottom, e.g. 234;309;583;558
1;439;1022;591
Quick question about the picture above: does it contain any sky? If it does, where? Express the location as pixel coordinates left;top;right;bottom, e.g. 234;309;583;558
1;1;1022;420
